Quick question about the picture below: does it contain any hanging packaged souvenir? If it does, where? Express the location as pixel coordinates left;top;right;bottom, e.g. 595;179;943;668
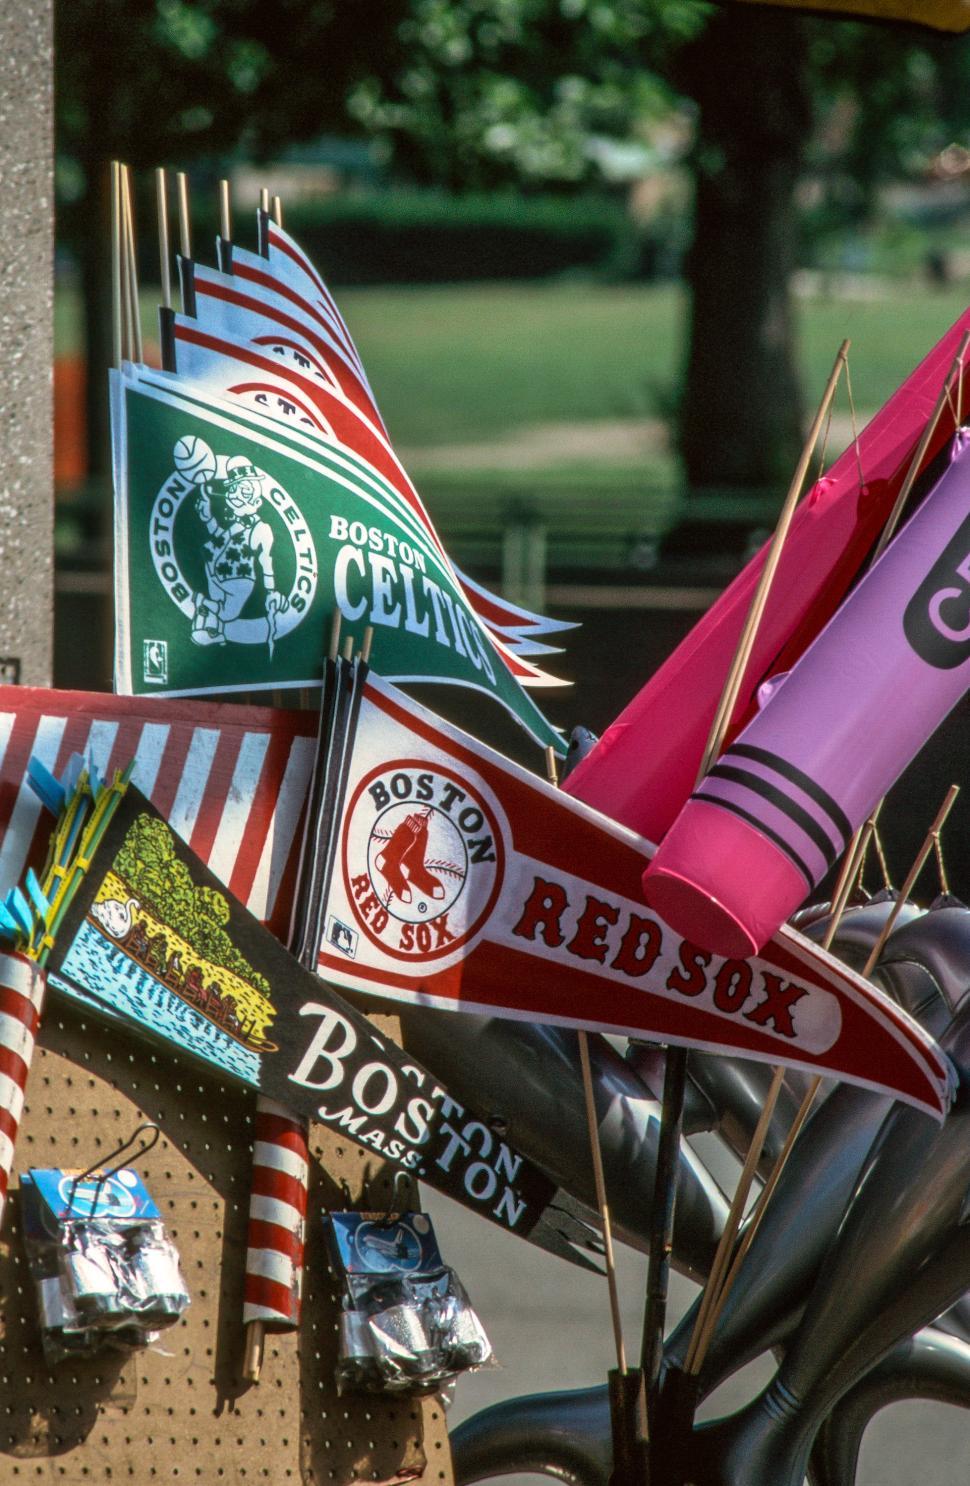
324;1209;492;1394
20;1132;189;1366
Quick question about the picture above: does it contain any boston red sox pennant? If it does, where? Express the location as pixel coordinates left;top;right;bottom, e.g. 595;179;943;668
0;684;950;1119
310;667;951;1121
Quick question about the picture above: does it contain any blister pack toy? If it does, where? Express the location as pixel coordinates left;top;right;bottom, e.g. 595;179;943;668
21;1125;190;1365
325;1210;492;1394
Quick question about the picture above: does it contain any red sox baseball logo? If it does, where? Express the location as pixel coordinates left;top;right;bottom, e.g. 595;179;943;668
342;760;506;962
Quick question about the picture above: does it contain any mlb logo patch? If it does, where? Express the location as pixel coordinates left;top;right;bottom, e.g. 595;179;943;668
326;916;358;960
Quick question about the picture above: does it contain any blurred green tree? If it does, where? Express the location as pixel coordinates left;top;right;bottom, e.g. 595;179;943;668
58;0;970;493
353;0;970;488
676;5;810;490
57;0;410;476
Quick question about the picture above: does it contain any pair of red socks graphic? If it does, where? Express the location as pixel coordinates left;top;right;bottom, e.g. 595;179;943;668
375;812;445;905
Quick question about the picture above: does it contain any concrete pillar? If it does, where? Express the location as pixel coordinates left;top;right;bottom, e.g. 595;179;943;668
0;3;53;686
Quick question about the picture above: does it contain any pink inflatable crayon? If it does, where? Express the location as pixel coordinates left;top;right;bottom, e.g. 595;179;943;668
563;309;970;843
643;428;970;959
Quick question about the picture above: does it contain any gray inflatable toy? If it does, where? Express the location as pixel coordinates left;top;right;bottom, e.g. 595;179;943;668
449;899;968;1484
688;989;970;1486
664;898;962;1396
399;1010;728;1279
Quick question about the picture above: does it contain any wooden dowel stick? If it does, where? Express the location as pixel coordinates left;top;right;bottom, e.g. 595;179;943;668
935;828;950;897
694;1071;822;1374
272;194;283;228
545;749;626;1374
578;1029;627;1376
260;187;270;214
821;803;883;952
220;178;232;244
870;332;970;568
156;168;172;311
110;161;123;366
361;626;374;664
328;610;342;662
684;1064;786;1375
176;171;191;260
861;785;960;979
118;165;134;361
342;635;354;661
122;164;143;364
698;340;850;778
244;1318;265;1382
957;345;966;429
872;824;892;892
737;1078;820;1254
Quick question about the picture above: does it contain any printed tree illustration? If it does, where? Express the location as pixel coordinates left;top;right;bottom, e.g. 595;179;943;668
115;815;271;1001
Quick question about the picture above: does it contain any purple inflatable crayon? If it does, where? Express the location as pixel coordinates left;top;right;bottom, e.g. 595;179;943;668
644;429;970;958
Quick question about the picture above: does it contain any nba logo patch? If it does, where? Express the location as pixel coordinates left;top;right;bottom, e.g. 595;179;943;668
143;639;168;685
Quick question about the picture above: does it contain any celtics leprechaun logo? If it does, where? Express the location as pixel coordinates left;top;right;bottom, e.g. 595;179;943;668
150;437;318;654
342;760;506;963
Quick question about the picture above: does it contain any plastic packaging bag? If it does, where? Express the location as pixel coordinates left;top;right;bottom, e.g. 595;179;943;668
21;1166;189;1366
325;1211;492;1394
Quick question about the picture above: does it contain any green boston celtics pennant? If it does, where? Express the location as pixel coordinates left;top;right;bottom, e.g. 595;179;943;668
111;365;565;754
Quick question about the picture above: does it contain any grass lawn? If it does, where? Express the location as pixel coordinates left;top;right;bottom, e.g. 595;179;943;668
56;276;970;568
313;276;962;442
338;281;682;446
57;276;970;447
337;280;970;449
796;286;970;414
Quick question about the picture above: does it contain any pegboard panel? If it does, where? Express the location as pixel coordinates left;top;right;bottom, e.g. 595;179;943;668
0;1000;454;1484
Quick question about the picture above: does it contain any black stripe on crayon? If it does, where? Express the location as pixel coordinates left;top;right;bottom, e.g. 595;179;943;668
707;763;840;869
727;743;852;848
691;790;815;888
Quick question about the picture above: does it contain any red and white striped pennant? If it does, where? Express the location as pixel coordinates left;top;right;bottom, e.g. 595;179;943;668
0;689;323;1341
0;689;317;941
0;690;323;1335
243;1097;309;1330
190;233;574;665
0;950;45;1227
